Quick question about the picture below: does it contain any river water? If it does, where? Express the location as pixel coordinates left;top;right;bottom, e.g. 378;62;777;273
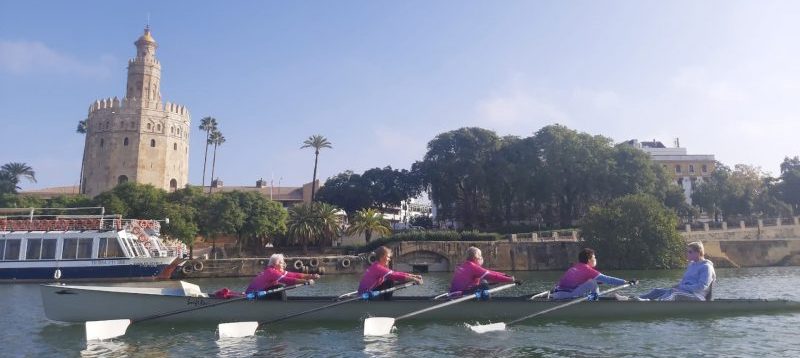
4;267;800;357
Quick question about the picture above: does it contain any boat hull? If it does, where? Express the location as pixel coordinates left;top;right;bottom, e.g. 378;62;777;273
1;257;176;282
40;284;800;324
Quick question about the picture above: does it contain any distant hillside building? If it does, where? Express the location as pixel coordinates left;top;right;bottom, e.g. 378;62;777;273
623;139;715;204
81;27;190;197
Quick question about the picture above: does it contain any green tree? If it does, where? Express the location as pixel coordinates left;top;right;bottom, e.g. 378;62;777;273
198;116;218;189
346;208;391;244
778;156;800;212
287;203;322;254
162;202;199;258
92;182;168;219
301;134;332;201
316;171;373;216
208;130;226;194
417;127;501;229
316;202;341;248
198;193;245;258
581;194;685;269
228;191;288;256
1;162;37;192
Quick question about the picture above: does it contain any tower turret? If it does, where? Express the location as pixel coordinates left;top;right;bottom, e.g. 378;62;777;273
126;26;162;103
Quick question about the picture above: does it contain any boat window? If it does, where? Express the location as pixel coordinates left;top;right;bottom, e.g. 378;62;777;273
62;238;78;259
3;239;21;260
98;237;125;258
132;240;146;257
77;238;93;259
41;239;57;259
25;238;43;260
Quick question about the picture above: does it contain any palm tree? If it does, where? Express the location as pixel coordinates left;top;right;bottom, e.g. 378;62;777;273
198;117;218;190
346;208;391;244
208;130;225;194
0;170;16;194
301;135;332;201
1;162;37;191
287;203;321;254
77;119;87;194
316;202;341;248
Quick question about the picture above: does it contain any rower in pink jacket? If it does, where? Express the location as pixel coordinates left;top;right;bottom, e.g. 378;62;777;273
246;254;319;296
358;246;423;300
449;246;516;296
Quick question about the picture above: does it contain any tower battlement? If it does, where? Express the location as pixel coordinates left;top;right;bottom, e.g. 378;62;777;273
128;57;161;67
88;97;190;117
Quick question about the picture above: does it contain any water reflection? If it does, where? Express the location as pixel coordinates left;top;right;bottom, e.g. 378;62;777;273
81;340;131;357
215;335;259;357
363;334;398;358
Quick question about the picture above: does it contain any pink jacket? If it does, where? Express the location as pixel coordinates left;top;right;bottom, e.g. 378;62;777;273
555;263;600;291
357;262;412;294
246;266;305;293
449;260;513;293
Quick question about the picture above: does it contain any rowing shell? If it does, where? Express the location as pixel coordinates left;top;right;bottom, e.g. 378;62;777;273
41;283;800;324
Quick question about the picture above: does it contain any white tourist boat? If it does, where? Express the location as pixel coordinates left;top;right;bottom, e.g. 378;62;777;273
41;281;800;324
0;208;182;282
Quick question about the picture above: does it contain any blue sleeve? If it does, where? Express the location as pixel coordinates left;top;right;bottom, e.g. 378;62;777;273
595;274;626;286
678;265;712;293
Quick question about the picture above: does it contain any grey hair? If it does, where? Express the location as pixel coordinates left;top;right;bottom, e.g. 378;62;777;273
687;242;705;256
268;253;285;267
467;246;482;260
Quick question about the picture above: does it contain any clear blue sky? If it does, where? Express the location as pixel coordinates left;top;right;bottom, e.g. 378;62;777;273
2;1;800;190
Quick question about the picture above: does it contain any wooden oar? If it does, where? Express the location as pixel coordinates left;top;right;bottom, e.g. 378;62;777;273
467;283;632;333
363;282;518;336
528;290;551;300
217;281;419;338
85;283;308;341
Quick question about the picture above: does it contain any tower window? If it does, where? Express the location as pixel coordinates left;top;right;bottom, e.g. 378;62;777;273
173;143;177;150
675;165;682;173
171;127;174;134
124;137;129;146
177;128;181;135
150;139;156;147
170;179;178;190
689;164;695;173
118;175;128;185
157;124;161;131
100;138;104;147
147;123;152;130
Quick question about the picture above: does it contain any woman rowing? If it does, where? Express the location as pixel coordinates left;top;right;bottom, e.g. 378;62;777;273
638;241;716;301
449;246;517;298
245;253;320;299
552;248;635;300
358;246;423;300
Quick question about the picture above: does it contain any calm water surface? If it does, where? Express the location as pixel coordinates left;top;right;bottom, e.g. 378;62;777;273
4;267;800;357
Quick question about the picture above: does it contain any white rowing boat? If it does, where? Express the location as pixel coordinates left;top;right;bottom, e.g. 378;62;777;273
41;282;800;324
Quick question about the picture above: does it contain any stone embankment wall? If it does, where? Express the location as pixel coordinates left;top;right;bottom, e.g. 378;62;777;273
173;255;370;279
175;217;800;278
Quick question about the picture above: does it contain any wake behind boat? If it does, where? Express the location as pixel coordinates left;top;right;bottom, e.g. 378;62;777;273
0;207;183;282
40;282;800;324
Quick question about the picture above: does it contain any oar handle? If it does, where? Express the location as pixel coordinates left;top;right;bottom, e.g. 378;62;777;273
261;281;419;326
136;283;306;323
508;283;631;326
360;281;419;300
528;290;551;300
396;282;517;321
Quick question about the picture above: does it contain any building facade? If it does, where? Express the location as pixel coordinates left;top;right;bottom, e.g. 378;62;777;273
624;139;716;204
81;27;190;197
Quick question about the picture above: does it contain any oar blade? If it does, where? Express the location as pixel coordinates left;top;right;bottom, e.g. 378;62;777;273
467;322;506;334
363;317;395;336
85;319;131;341
217;321;259;339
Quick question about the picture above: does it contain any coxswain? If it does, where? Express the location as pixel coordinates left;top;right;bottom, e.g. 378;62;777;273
638;242;715;301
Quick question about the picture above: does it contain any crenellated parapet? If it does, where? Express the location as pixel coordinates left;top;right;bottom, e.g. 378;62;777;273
88;97;189;117
128;57;161;67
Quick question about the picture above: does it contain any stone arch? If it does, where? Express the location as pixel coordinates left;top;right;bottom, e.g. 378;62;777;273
123;137;129;146
170;178;178;191
117;175;128;185
394;250;451;273
150;139;156;147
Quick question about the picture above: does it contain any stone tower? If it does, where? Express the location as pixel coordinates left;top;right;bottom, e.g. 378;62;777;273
81;27;190;197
